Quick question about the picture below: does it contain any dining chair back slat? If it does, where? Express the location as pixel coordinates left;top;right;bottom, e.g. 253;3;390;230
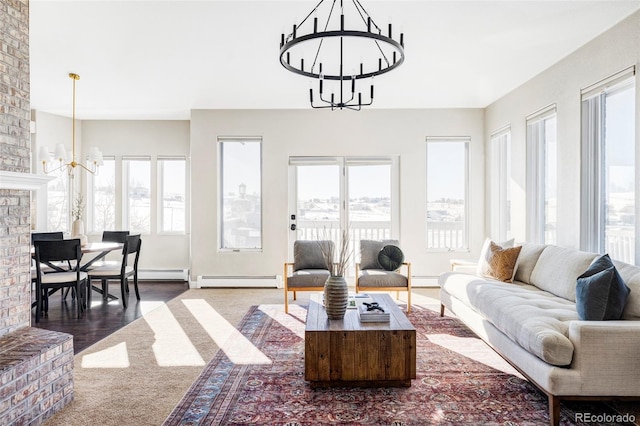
31;232;64;243
102;230;130;243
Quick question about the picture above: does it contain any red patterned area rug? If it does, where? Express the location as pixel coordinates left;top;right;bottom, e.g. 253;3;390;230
164;304;629;426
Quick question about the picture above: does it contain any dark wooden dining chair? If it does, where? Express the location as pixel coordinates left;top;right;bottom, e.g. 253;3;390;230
33;239;88;323
30;231;66;284
87;234;142;309
102;230;130;243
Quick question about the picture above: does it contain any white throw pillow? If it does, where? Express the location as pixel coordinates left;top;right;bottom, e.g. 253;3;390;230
476;237;515;276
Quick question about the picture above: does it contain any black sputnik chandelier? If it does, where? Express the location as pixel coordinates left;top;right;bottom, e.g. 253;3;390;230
279;0;405;111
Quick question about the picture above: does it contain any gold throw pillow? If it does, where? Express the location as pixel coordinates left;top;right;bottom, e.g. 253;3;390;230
484;241;522;283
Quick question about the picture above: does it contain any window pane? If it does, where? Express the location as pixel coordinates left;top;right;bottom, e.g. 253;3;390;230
544;117;557;245
88;157;115;233
604;84;635;263
47;172;70;232
526;109;556;244
124;158;151;234
349;164;392;257
491;131;511;241
159;158;186;233
220;140;262;249
427;139;468;250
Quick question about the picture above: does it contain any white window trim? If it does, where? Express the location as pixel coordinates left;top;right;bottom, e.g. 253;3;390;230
218;137;263;252
580;67;637;262
526;105;557;244
490;126;511;241
425;136;470;252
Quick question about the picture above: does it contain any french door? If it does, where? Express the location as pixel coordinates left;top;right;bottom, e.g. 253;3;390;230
288;156;399;274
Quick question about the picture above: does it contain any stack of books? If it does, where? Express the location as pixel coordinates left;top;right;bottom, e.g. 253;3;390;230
357;301;390;323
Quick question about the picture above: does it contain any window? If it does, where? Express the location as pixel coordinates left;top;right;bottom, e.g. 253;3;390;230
490;127;512;241
46;170;70;232
526;106;557;244
87;156;116;233
123;156;151;234
581;67;636;264
219;138;262;250
426;137;469;250
158;157;187;233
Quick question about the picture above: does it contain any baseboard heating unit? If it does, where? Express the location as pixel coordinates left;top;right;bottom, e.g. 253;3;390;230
139;269;189;281
196;275;282;289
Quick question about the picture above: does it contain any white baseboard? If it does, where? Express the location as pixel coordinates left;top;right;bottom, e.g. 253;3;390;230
195;275;282;289
138;268;189;281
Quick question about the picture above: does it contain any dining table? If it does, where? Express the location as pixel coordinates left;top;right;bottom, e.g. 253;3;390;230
32;240;124;304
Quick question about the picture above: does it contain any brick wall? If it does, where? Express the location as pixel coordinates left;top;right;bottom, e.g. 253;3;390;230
0;1;75;424
0;0;32;336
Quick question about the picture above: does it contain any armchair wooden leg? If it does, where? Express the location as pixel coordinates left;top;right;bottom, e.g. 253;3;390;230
440;303;445;317
284;289;289;314
407;290;411;313
293;290;297;301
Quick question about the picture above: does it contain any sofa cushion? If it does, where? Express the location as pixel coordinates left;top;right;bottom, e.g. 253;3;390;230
378;245;404;271
481;241;522;283
476;238;514;276
513;242;547;284
360;239;399;270
576;254;630;320
529;245;598;302
613;260;640;319
440;272;577;366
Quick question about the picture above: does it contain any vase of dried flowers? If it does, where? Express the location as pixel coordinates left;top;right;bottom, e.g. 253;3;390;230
71;192;88;246
319;229;352;320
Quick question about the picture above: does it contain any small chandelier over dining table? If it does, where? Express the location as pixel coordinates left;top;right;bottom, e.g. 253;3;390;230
38;73;103;177
279;0;405;111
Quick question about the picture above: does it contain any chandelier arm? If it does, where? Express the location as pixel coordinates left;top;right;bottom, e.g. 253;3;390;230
75;162;97;175
353;0;382;33
297;0;326;28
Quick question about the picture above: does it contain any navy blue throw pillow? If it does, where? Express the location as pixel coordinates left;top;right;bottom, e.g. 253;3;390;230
576;254;630;320
378;245;404;271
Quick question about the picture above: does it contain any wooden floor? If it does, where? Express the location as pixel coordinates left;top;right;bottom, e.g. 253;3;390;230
32;281;190;353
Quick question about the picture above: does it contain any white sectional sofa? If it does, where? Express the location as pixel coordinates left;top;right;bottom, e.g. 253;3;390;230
439;243;640;426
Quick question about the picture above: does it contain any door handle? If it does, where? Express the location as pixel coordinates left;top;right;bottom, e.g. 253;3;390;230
290;224;297;231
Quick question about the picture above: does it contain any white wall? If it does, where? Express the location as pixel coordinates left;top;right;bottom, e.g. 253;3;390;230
485;10;640;248
190;108;485;282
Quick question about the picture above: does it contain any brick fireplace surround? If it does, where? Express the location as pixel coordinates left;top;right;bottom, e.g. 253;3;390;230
1;1;75;424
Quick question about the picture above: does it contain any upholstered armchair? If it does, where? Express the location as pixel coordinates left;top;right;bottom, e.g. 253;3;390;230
355;239;411;313
283;240;334;313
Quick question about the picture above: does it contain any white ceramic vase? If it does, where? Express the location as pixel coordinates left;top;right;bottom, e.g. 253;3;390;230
71;219;88;246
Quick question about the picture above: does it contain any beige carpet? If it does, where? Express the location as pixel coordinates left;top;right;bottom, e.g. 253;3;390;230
44;287;434;426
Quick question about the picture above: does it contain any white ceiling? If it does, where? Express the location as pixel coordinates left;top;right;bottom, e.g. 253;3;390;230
29;0;640;120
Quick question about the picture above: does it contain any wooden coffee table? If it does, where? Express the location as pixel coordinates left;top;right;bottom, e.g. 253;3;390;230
305;293;416;388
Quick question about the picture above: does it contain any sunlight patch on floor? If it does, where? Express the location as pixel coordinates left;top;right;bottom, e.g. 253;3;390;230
182;299;271;365
408;291;442;311
427;333;524;378
139;300;166;315
143;303;206;367
81;342;130;369
258;304;306;339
